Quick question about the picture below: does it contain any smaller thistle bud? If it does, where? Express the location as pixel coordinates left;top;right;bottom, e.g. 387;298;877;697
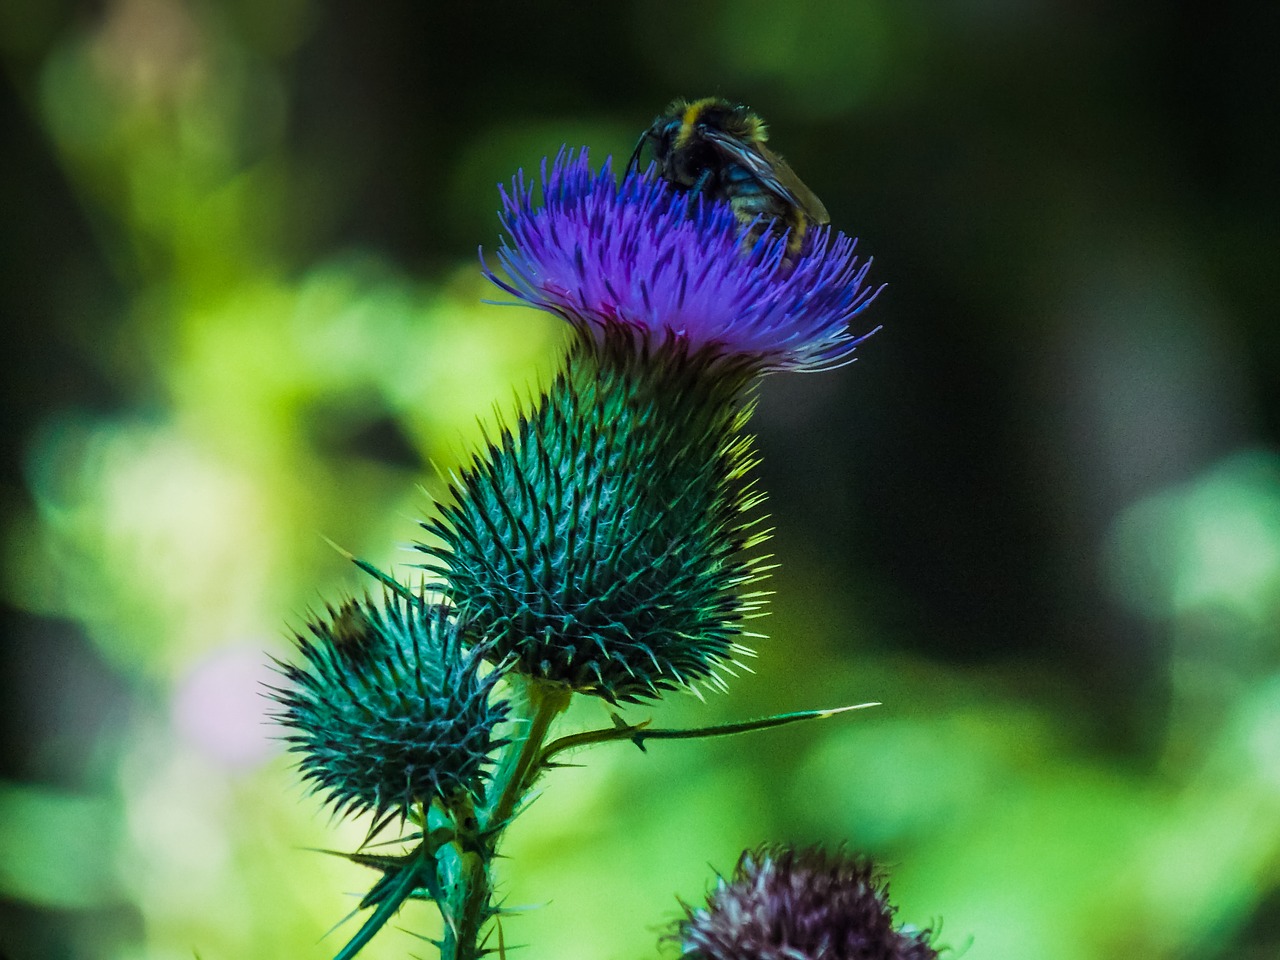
269;595;509;824
675;845;939;960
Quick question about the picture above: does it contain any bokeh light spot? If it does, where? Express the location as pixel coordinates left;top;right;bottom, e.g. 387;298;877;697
1106;450;1280;628
172;643;279;770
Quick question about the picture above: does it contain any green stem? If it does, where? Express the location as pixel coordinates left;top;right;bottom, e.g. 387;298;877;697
539;702;880;766
439;793;486;960
441;678;572;960
488;678;573;830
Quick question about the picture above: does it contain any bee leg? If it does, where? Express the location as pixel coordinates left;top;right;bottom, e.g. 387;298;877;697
688;169;713;197
624;132;648;177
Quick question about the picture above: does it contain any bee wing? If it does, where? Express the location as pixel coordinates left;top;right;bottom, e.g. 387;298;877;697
701;129;830;224
755;143;830;224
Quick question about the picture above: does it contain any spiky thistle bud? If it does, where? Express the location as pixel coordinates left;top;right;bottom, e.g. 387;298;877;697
270;595;509;823
675;845;939;960
418;330;767;702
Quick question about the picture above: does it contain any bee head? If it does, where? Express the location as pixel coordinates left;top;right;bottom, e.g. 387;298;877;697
626;97;768;185
627;113;684;177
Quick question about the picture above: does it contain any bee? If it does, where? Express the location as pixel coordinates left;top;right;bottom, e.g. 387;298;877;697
626;96;830;257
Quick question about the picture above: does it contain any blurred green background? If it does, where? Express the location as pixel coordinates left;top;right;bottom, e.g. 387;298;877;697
2;1;1278;958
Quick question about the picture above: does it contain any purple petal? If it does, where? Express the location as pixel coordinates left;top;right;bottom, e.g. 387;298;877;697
482;149;883;372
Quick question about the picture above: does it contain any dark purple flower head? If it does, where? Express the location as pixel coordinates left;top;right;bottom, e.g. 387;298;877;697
483;150;882;373
675;845;939;960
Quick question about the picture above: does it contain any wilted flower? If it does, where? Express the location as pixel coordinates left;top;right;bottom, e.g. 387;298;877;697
676;845;938;960
484;150;881;372
269;595;508;823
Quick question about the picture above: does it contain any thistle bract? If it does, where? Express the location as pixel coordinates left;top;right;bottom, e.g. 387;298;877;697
270;596;508;823
676;845;938;960
484;150;881;372
417;332;767;702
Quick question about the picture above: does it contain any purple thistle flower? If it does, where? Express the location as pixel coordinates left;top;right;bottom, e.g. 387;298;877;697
483;150;882;373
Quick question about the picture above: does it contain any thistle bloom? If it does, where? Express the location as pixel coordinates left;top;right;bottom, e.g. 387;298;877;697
418;149;882;701
676;845;938;960
484;150;881;372
270;595;509;824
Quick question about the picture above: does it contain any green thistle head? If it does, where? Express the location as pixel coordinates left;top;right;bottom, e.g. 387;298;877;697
417;330;770;702
269;595;509;823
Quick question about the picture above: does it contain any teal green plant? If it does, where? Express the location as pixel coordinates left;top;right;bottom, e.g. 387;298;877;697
270;595;509;828
418;330;766;703
273;149;885;960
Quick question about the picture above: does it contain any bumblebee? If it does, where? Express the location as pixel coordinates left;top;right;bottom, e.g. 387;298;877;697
626;96;830;257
